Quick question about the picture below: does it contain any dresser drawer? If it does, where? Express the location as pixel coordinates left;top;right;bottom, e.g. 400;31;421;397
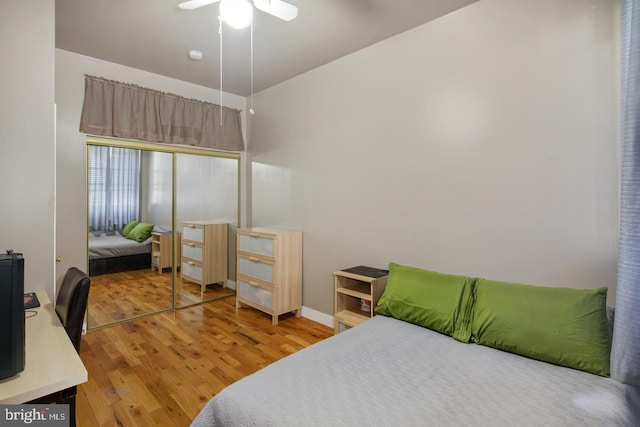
238;233;274;257
182;223;204;242
238;256;274;283
238;280;274;309
182;243;203;262
181;261;203;281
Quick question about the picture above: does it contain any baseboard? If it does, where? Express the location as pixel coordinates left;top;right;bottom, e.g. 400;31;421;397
300;306;333;328
216;279;331;327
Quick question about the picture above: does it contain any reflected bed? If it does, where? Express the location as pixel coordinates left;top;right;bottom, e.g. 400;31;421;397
88;231;152;276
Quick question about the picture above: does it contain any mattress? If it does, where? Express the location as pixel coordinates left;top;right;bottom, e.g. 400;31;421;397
88;232;152;260
192;315;640;427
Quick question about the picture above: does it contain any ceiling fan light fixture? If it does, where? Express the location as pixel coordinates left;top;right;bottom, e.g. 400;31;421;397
220;0;253;29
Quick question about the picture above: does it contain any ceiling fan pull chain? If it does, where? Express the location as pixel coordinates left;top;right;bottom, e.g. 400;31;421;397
250;11;255;115
219;16;223;126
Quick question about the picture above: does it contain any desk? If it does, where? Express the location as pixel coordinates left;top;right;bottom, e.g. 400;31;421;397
0;290;87;403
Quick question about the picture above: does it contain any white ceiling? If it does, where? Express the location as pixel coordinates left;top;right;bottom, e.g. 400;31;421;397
55;0;479;97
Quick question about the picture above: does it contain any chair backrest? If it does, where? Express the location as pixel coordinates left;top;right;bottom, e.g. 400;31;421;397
55;267;91;352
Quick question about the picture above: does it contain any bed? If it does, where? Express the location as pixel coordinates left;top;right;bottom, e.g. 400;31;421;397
88;231;152;275
191;263;640;427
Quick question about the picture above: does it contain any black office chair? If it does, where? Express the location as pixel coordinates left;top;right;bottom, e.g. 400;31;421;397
29;267;91;427
54;267;91;352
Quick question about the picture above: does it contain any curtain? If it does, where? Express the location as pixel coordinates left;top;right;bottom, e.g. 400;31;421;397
611;0;640;387
79;75;245;152
88;146;141;233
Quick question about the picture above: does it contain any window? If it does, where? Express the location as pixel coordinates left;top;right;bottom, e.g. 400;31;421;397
88;146;141;233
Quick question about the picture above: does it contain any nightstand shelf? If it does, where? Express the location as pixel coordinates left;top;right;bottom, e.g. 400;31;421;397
336;281;371;299
334;309;369;328
333;266;388;334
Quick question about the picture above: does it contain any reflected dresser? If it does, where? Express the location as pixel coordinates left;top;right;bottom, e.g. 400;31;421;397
181;221;228;295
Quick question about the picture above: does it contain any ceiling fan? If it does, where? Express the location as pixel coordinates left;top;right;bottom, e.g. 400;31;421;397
178;0;298;23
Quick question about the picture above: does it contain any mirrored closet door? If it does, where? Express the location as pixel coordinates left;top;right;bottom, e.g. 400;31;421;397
175;154;238;308
86;137;240;329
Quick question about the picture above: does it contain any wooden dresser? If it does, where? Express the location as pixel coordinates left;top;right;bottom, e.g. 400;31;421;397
180;221;228;295
236;227;302;325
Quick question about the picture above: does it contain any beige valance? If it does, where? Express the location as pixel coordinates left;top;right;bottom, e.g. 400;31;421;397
79;75;245;152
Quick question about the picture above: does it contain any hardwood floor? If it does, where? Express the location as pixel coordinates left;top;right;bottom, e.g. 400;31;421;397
88;269;235;327
77;296;333;426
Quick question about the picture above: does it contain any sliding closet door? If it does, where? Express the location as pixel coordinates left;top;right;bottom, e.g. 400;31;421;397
86;137;240;327
175;153;239;307
87;147;174;328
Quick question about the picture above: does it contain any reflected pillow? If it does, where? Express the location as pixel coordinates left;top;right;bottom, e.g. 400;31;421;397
121;220;139;237
471;278;610;376
126;222;154;242
375;262;475;342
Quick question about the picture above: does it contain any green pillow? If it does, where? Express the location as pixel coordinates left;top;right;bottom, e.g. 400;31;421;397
375;262;475;342
126;222;154;242
121;220;139;237
471;278;610;376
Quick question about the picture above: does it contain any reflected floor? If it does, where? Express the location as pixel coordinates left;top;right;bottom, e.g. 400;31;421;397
87;268;235;328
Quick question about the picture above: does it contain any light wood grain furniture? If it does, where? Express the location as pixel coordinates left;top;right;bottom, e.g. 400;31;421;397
151;232;181;272
333;266;388;334
236;227;302;325
181;221;228;296
0;290;87;404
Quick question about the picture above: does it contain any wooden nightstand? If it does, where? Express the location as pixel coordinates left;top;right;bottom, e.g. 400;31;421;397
151;232;181;272
333;266;388;334
151;232;169;272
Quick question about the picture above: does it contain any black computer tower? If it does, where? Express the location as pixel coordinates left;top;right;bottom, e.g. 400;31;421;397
0;253;25;379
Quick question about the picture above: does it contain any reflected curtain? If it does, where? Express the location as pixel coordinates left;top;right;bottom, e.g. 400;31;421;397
88;146;141;232
79;75;245;152
611;0;640;387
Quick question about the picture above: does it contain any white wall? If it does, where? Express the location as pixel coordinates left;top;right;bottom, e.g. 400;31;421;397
55;49;247;280
142;151;173;230
175;155;239;226
141;149;240;231
249;0;620;315
0;1;55;297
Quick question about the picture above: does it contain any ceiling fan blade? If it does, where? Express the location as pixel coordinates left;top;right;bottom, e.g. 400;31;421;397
253;0;298;21
178;0;220;10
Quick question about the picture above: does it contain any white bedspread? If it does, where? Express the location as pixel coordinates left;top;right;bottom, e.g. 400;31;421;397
192;315;640;427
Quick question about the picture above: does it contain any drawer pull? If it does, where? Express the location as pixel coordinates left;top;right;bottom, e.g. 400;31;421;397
187;224;195;228
249;257;260;263
188;243;195;247
188;261;195;266
248;280;260;287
